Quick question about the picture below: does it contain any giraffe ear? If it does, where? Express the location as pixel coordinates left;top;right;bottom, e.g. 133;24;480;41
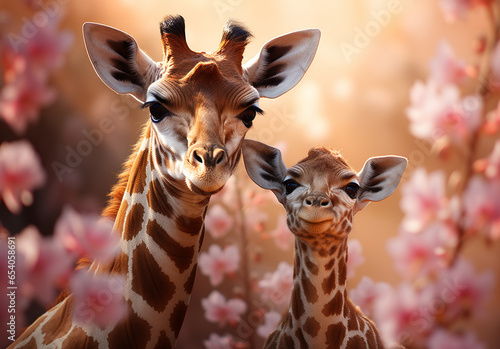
83;22;159;102
242;140;287;203
355;156;408;213
243;29;320;98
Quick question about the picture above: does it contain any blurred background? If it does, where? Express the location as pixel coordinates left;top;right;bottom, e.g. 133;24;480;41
1;0;500;348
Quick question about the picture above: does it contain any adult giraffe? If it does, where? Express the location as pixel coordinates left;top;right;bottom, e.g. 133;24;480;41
10;15;320;348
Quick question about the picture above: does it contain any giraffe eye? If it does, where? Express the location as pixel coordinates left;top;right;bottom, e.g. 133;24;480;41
284;179;300;195
149;102;172;123
343;183;359;199
238;105;263;128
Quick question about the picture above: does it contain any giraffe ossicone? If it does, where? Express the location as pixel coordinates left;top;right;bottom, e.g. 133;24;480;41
242;139;407;349
9;16;320;349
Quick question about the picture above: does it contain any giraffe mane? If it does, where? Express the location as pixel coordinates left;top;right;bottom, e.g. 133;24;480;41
102;122;151;220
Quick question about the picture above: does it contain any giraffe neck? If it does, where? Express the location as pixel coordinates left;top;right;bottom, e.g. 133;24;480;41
96;132;210;347
266;237;383;348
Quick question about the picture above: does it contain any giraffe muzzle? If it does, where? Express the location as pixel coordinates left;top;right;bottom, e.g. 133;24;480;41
189;145;227;169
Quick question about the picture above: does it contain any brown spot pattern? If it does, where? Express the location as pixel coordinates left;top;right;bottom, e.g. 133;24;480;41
41;298;73;345
325;322;346;348
325;258;335;270
61;327;99;349
322;291;344;317
303;316;320;338
123;203;144;240
295;328;308;349
108;252;129;275
322;269;336;295
17;337;37;349
132;243;176;312
114;200;128;235
108;305;152;349
278;333;295;348
184;264;197;293
300;271;318;303
146;219;194;273
128;150;148;194
175;215;204;236
346;335;367;349
291;286;304;320
338;255;347;286
148;179;175;217
304;256;319;275
170;301;188;339
154;331;172;349
14;314;47;345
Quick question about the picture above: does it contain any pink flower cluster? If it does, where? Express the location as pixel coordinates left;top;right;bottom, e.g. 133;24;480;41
0;140;46;214
0;14;72;134
351;9;500;346
1;206;124;329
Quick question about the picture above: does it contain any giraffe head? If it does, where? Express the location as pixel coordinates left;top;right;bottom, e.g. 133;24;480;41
242;140;407;242
82;16;320;195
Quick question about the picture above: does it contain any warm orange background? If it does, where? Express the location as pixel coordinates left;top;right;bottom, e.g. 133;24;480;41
3;0;500;347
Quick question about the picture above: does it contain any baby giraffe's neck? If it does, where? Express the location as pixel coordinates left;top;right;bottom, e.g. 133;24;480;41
265;237;384;349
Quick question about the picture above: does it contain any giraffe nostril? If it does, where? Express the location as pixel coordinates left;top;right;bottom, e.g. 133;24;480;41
193;150;203;164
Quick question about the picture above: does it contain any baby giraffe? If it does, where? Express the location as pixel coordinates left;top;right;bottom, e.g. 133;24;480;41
242;140;407;349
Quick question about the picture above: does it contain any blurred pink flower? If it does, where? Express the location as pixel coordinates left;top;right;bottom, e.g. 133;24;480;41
199;244;240;286
258;262;293;306
0;140;46;214
257;311;281;339
350;277;391;317
483;140;500;180
429;41;467;86
387;223;453;280
245;207;268;234
374;282;435;348
427;329;487;349
400;169;448;233
55;206;119;264
439;0;492;21
0;67;56;134
269;214;293;251
406;81;482;144
201;291;247;327
70;269;127;329
436;258;495;321
205;205;234;239
492;41;500;84
17;226;74;306
203;333;234;349
463;176;500;238
347;239;365;278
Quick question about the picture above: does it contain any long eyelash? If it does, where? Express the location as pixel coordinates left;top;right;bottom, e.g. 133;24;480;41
248;105;264;115
141;101;155;109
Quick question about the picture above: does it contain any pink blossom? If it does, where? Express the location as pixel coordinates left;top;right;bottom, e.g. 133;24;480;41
439;0;492;21
349;277;391;317
0;68;56;134
0;140;46;214
257;311;281;339
70;269;127;329
55;206;120;263
373;282;435;348
201;291;247;327
436;258;495;321
482;140;500;180
205;205;234;239
406;81;482;144
199;244;240;286
387;223;453;280
17;226;74;306
427;329;487;349
245;207;268;233
429;41;467;86
492;41;500;84
258;262;293;307
463;175;500;238
269;214;293;251
203;333;234;349
347;239;364;278
400;169;449;233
